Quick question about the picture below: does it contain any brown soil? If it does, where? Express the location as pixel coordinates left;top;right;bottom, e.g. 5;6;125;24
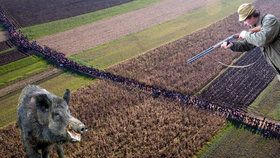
0;49;28;66
0;0;133;27
37;0;213;55
0;40;11;52
0;31;7;42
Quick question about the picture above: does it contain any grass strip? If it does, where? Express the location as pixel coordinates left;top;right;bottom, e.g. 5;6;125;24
21;0;160;40
0;56;50;87
39;72;94;95
0;56;44;75
248;77;280;121
197;122;280;158
0;25;4;31
196;122;234;158
0;94;19;127
0;47;15;55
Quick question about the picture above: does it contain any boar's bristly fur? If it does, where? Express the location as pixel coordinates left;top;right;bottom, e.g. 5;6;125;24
17;85;87;158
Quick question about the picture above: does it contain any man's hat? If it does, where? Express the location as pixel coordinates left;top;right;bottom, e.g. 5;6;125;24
237;3;256;21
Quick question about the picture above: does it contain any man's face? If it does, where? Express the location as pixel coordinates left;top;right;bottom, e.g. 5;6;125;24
243;16;258;27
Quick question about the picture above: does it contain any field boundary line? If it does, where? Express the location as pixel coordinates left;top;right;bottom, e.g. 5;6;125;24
0;68;62;99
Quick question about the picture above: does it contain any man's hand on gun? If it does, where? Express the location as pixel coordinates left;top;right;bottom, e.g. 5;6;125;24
220;33;239;49
221;41;233;49
188;26;261;64
221;26;261;49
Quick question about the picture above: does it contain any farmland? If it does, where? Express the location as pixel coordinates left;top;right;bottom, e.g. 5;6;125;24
0;80;226;157
0;31;6;41
0;0;133;27
36;0;216;55
197;0;280;157
1;0;280;157
0;0;249;127
0;49;28;66
200;48;275;109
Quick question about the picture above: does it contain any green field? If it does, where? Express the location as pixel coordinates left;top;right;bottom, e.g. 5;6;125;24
0;56;51;87
0;47;15;55
39;72;93;95
197;121;280;158
22;0;161;40
0;93;19;127
0;25;4;31
249;77;280;120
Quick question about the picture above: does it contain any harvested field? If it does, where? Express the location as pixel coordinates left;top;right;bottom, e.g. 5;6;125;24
0;49;28;66
0;80;225;157
0;0;133;27
255;0;280;14
37;0;214;55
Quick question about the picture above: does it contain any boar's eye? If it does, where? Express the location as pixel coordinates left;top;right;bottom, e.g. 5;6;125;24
52;112;61;120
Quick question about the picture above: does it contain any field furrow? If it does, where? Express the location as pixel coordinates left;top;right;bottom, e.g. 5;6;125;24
200;48;275;108
0;0;133;27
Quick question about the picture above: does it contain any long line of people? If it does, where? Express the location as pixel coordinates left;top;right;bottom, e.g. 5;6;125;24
1;8;280;139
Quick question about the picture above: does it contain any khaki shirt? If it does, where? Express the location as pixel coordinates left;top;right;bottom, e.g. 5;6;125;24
230;14;280;74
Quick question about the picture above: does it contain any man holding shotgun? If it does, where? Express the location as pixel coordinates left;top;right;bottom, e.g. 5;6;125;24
221;3;280;80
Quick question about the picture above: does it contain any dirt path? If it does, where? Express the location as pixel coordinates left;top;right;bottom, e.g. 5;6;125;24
0;31;7;42
0;68;62;99
38;0;215;55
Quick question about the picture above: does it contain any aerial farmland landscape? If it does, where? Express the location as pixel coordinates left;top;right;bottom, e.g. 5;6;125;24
1;0;280;157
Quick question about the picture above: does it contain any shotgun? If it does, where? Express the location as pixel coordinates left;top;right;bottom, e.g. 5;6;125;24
187;34;238;64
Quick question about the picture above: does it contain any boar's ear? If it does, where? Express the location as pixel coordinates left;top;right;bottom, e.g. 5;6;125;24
35;93;52;112
63;89;70;104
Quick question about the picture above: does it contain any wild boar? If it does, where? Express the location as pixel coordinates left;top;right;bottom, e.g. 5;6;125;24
17;85;87;158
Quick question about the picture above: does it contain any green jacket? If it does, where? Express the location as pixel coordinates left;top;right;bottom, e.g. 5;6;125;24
230;14;280;73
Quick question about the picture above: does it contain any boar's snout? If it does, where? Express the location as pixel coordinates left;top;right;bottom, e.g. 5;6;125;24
77;123;87;133
67;117;87;142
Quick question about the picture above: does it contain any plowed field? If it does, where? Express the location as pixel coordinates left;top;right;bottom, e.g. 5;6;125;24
0;49;28;66
0;0;133;27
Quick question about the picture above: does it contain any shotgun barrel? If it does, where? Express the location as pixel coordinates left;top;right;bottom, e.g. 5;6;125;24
187;35;238;64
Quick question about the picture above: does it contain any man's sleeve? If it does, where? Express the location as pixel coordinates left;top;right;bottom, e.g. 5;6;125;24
245;15;280;47
230;40;256;52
